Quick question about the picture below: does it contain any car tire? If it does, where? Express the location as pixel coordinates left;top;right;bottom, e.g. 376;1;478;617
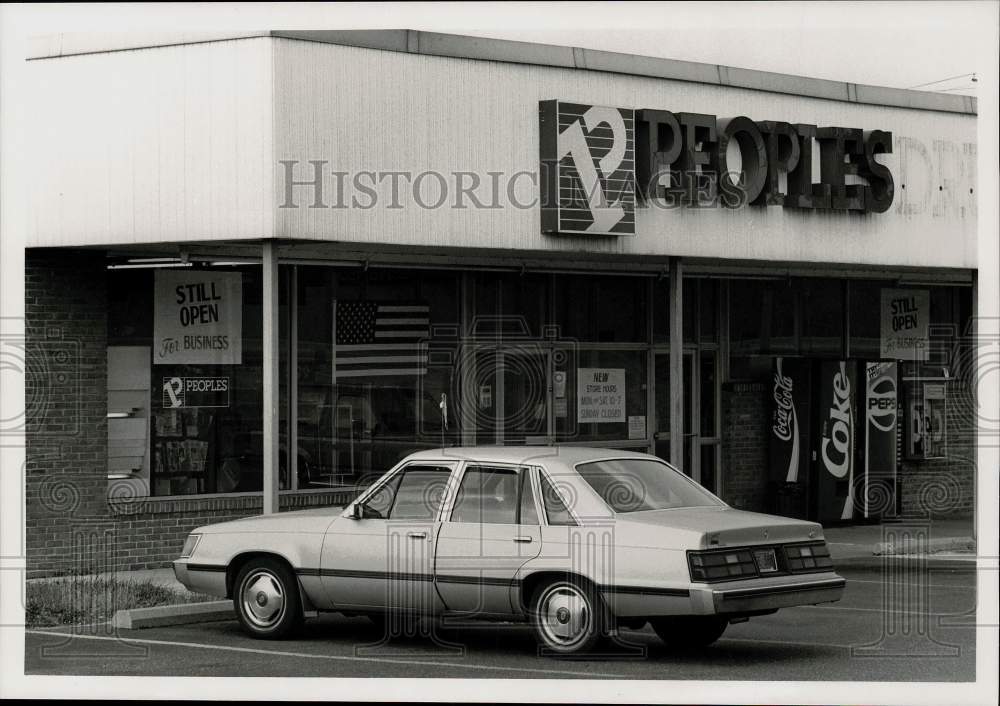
650;616;728;648
233;557;303;639
529;578;606;656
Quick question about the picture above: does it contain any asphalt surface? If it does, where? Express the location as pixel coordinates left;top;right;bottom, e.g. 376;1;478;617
24;566;979;681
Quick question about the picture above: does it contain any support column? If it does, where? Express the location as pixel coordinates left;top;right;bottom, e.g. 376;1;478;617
262;241;281;514
669;257;684;469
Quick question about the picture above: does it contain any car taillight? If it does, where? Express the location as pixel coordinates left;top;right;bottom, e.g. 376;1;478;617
688;549;758;582
784;541;833;572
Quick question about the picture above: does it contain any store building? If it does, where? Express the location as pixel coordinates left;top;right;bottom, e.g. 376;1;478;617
24;30;978;575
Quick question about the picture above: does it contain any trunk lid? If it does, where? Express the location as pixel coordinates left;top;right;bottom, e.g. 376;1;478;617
622;506;824;548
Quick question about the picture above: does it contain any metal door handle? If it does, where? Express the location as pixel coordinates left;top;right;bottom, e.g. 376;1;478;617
407;531;427;539
513;536;533;543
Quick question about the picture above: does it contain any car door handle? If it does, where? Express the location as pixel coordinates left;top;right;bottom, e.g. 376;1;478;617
407;531;427;539
513;536;533;543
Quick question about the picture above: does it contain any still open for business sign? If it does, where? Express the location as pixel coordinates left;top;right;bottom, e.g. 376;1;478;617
880;289;929;361
153;270;243;365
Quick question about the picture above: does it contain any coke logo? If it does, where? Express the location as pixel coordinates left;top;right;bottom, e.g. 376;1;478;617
772;363;794;442
821;362;853;479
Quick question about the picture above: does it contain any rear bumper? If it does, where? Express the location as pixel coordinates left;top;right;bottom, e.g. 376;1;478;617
689;572;846;615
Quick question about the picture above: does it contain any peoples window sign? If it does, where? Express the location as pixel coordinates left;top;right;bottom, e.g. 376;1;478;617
153;270;243;365
539;100;894;235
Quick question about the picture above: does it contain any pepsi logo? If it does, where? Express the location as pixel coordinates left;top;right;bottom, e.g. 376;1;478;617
867;374;897;432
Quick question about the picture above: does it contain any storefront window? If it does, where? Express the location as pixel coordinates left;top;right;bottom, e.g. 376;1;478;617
108;264;267;497
799;278;843;355
553;274;647;342
296;266;461;489
472;273;547;338
729;280;766;355
554;349;647;442
652;278;670;344
848;279;883;358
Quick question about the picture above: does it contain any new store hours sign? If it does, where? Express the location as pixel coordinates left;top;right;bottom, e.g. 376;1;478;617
154;270;242;365
577;368;626;423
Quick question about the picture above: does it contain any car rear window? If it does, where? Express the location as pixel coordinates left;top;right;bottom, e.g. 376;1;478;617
577;458;722;513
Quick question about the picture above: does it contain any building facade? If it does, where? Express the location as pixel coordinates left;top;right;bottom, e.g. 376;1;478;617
25;31;978;575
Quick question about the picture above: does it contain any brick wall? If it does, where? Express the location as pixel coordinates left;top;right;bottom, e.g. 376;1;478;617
721;382;769;512
25;249;360;578
897;376;976;519
25;249;111;575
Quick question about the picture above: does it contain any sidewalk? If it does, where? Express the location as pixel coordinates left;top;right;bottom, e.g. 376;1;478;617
823;517;977;568
27;566;191;594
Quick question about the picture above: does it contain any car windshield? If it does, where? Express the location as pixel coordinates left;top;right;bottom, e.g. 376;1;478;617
576;458;723;513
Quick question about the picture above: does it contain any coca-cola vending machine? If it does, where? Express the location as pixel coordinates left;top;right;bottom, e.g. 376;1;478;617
768;358;811;519
813;360;859;524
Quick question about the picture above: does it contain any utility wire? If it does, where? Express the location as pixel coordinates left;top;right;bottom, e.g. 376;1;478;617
909;72;977;89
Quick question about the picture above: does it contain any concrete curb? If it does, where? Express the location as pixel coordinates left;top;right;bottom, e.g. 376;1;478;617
112;600;233;629
835;554;979;570
873;536;976;556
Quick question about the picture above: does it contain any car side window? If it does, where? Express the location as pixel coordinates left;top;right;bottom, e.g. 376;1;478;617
538;473;577;526
363;472;403;519
518;468;539;525
450;466;519;524
383;465;452;520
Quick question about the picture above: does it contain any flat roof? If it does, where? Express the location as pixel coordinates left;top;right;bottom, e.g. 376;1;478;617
27;29;976;115
405;446;656;467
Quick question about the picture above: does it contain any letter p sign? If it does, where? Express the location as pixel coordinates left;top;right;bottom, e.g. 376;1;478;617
539;100;636;235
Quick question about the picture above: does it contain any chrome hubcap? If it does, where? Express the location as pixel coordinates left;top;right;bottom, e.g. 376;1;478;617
539;585;591;647
241;570;285;629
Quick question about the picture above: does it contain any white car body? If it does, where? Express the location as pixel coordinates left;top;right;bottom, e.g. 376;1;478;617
174;447;845;648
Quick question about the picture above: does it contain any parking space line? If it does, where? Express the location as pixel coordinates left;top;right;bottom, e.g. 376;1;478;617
721;637;854;649
844;578;977;589
787;604;977;618
24;630;623;678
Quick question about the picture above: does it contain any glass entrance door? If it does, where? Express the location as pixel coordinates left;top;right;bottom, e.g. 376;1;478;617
469;346;551;445
653;350;720;493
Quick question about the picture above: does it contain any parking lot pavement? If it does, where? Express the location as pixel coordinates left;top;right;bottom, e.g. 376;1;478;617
24;568;978;681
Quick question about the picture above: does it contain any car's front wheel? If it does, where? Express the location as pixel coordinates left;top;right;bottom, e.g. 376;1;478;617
650;615;728;648
233;557;302;639
529;579;605;656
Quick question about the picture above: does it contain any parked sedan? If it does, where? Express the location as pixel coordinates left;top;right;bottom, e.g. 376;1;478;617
173;447;846;655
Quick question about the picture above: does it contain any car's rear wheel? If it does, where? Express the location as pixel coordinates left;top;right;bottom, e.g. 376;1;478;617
650;615;728;647
529;579;605;656
233;557;302;639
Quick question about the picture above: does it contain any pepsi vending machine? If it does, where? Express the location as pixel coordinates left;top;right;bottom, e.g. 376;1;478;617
861;362;898;519
813;361;859;524
768;358;812;519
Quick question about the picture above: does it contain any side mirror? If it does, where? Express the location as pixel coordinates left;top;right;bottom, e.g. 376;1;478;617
350;503;363;520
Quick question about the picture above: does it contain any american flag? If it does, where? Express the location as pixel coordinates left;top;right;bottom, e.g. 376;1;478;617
333;301;429;378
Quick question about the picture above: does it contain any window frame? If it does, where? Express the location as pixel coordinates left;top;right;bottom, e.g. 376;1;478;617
446;463;543;526
348;460;459;521
536;466;581;527
572;456;727;515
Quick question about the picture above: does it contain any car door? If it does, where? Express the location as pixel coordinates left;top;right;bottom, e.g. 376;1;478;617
320;462;456;612
434;464;543;614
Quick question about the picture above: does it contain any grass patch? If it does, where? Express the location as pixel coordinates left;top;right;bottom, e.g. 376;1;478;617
26;576;215;628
